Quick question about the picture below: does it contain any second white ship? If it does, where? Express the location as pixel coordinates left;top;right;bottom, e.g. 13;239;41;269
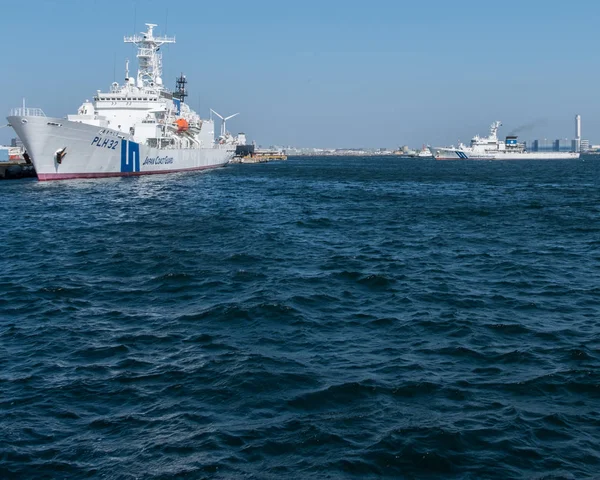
429;121;580;160
8;23;235;181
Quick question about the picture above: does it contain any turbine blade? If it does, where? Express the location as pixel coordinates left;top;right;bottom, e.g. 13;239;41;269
210;109;224;120
225;113;240;121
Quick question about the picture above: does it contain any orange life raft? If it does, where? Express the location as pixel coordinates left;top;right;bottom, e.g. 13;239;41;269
175;118;189;132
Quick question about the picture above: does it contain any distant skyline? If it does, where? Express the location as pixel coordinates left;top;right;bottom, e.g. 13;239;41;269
1;0;599;148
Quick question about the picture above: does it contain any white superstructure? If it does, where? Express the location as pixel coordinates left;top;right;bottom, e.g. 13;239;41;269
411;145;433;158
7;23;234;180
429;121;580;160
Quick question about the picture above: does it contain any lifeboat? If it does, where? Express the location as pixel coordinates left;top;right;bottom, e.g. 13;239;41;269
175;118;189;132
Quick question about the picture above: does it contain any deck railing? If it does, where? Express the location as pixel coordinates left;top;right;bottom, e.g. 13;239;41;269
10;107;46;117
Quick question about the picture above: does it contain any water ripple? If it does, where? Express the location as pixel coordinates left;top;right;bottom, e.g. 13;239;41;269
1;157;600;478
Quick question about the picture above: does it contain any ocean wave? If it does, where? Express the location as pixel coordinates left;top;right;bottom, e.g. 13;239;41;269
2;157;600;478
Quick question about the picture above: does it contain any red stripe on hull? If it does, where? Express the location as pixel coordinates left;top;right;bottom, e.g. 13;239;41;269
36;164;226;181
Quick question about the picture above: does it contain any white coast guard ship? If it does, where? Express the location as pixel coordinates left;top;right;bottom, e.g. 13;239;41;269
7;24;234;181
429;121;580;160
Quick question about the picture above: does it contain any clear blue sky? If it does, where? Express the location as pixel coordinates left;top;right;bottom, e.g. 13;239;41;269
1;0;598;148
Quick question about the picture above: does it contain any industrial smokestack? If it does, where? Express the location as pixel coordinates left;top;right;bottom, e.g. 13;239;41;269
575;114;582;153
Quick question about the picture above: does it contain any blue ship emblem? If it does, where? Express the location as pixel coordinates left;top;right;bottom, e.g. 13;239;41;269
121;140;140;173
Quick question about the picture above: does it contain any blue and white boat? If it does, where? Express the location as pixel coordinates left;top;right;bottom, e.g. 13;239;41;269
429;121;580;160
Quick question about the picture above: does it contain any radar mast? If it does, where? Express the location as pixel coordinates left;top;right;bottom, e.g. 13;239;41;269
174;73;188;103
124;23;175;89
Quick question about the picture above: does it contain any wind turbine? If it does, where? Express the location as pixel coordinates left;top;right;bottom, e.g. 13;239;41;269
210;109;239;137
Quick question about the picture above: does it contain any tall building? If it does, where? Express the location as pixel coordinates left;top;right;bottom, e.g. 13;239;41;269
554;139;574;152
531;139;554;152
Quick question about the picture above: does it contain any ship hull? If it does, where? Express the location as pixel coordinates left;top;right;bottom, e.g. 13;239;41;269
7;115;233;181
429;147;580;161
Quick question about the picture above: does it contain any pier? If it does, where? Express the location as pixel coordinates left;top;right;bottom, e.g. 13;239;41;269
0;161;36;180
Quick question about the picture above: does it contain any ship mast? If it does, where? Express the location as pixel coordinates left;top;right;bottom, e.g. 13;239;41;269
489;121;502;140
124;23;175;89
174;73;188;103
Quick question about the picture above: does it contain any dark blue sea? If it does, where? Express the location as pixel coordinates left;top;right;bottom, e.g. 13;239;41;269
1;157;600;479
